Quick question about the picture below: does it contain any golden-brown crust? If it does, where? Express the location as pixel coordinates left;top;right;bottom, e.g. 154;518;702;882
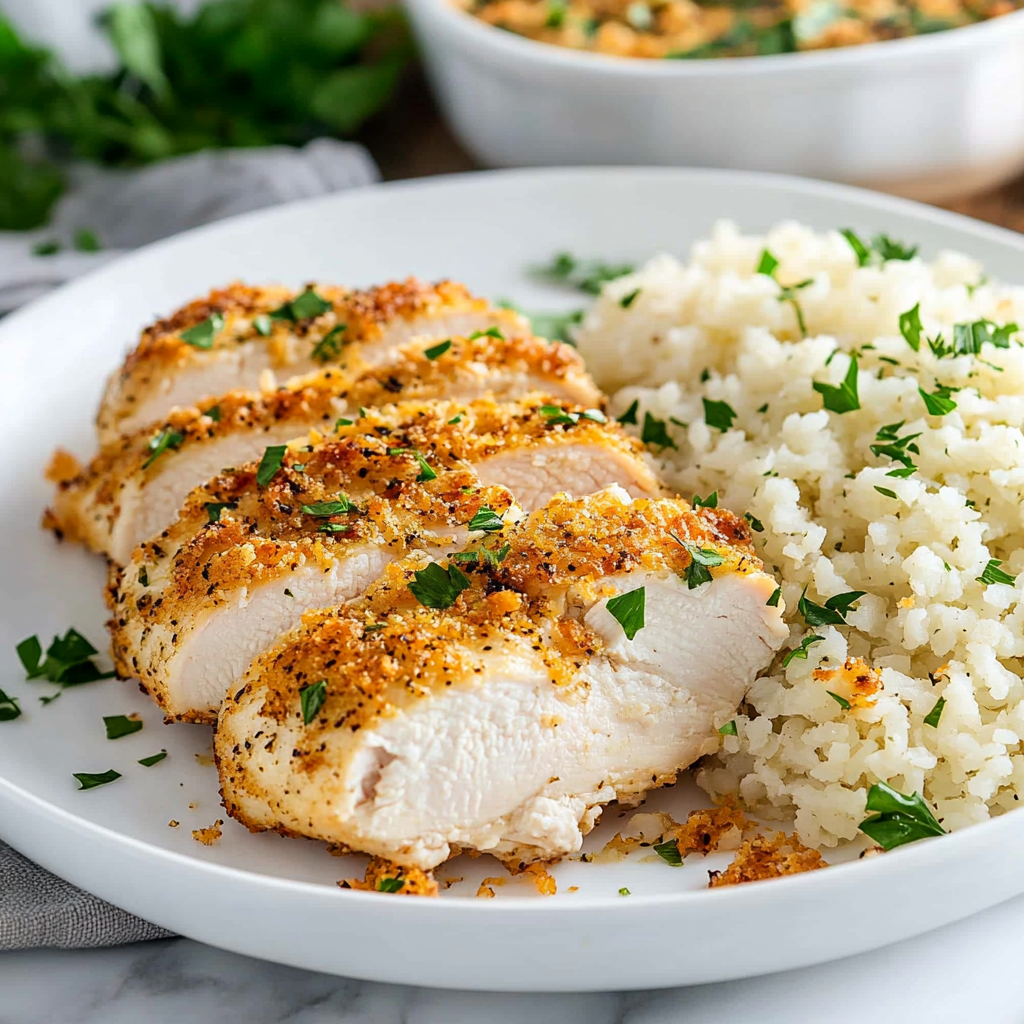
673;800;750;858
813;656;883;708
339;856;439;896
707;832;827;887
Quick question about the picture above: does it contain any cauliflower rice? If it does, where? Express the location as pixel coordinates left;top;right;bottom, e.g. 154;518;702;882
574;221;1024;849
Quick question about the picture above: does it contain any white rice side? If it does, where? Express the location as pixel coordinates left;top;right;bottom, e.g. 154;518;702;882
574;220;1024;848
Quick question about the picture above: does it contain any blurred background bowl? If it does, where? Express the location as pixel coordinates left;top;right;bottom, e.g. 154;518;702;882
403;0;1024;202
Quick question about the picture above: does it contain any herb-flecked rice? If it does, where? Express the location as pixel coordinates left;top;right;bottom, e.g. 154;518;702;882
574;221;1024;848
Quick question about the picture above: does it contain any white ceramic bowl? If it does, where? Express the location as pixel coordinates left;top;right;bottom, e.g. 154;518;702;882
404;0;1024;201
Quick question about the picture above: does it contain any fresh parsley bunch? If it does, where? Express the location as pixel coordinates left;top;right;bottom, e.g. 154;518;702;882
0;0;412;230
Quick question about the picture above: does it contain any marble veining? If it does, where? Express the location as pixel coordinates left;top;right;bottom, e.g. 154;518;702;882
5;894;1024;1024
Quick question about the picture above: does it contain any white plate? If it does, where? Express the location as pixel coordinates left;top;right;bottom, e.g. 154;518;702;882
3;168;1024;993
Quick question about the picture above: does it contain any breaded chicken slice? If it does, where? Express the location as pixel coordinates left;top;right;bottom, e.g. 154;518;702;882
97;279;529;441
215;488;788;871
49;333;599;563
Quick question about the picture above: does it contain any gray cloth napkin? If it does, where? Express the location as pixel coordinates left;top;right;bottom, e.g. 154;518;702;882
0;136;379;949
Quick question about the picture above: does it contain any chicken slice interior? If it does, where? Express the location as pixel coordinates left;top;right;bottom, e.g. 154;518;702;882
215;488;788;870
49;333;600;562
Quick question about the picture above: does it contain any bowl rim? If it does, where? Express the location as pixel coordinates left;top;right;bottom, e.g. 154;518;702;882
406;0;1024;77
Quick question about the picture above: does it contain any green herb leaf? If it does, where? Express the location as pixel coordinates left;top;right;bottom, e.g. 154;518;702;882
718;720;738;736
813;355;860;413
409;562;471;609
377;876;405;893
919;384;958;416
143;428;184;469
874;486;898;499
898;304;922;351
253;314;273;337
469;507;504;533
871;234;918;262
756;249;779;276
977;559;1016;586
858;781;945;850
653;839;682;866
204;405;221;422
289;288;333;321
839;228;871;267
18;629;113;688
16;636;42;676
469;326;505;341
702;398;737;432
205;502;235;524
73;769;122;791
782;634;824;668
336;417;354;429
301;496;354;517
73;227;101;253
531;253;634;294
0;689;21;722
387;447;437;482
606;587;646;640
423;339;452;360
138;750;167;767
299;679;328;725
641;412;678;450
679;542;725;590
180;312;224;350
827;691;851;710
692;492;718;509
256;445;287;487
620;288;641;309
33;240;61;257
104;714;143;740
744;512;764;533
312;324;346;362
923;697;946;728
766;586;782;607
618;886;631;896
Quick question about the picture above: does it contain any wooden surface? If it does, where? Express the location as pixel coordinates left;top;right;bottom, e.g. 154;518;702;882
360;73;1024;232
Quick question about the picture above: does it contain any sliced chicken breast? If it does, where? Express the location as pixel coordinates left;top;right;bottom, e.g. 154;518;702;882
215;488;788;871
108;441;520;722
98;279;529;441
110;398;661;722
49;333;600;563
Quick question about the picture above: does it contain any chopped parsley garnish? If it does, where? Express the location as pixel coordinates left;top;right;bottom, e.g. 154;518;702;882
336;417;354;429
539;405;607;426
469;326;505;341
692;491;718;509
653;839;682;866
74;227;101;252
977;559;1016;587
798;587;866;626
204;405;221;423
73;769;122;791
756;248;813;336
718;720;738;736
299;679;328;725
138;750;168;767
755;249;779;277
317;523;350;534
448;415;463;425
180;312;224;350
0;689;21;722
253;314;273;337
813;355;860;413
618;887;631;896
870;423;920;474
781;634;824;667
919;384;958;416
377;877;405;893
256;444;288;487
17;629;114;688
409;562;471;609
423;339;452;360
827;691;851;710
311;324;346;362
301;496;354;517
757;403;769;414
923;697;946;728
615;400;639;425
679;541;725;590
138;566;149;587
702;398;737;432
606;587;645;640
766;586;782;607
531;252;634;294
104;714;143;740
546;0;567;27
871;234;918;262
839;228;871;267
452;544;511;568
273;287;332;322
641;412;678;450
858;781;945;850
744;512;764;533
142;428;185;469
33;240;60;257
387;447;437;482
874;486;898;499
205;502;235;524
506;305;584;345
620;288;641;309
469;506;504;533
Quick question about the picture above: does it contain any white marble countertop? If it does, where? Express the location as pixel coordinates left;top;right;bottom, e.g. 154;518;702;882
5;894;1024;1024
